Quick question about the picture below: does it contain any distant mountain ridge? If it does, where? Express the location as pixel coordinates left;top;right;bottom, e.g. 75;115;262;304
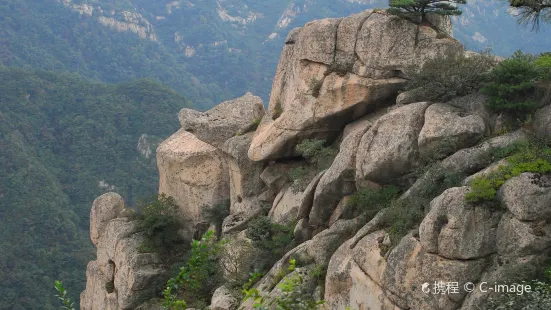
3;0;548;107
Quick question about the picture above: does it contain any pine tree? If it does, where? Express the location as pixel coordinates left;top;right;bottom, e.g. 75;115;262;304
388;0;466;22
509;0;551;31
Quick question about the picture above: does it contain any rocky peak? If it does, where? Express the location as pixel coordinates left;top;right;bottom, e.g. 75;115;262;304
81;9;551;310
248;10;463;161
81;193;169;310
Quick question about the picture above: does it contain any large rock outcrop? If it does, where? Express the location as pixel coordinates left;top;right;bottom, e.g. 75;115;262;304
356;102;430;186
222;133;266;216
308;114;380;227
178;92;265;148
157;129;230;231
81;10;551;310
418;103;487;159
81;193;169;310
248;11;463;162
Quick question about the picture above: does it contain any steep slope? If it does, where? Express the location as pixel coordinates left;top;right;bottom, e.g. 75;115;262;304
0;68;189;309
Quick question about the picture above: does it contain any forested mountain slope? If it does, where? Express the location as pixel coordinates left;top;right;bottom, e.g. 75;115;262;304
2;0;547;108
0;68;188;309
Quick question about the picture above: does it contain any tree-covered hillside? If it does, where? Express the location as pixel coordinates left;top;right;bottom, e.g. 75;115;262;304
0;0;226;108
0;68;189;309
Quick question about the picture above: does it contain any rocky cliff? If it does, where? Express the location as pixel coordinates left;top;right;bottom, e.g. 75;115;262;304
81;9;551;310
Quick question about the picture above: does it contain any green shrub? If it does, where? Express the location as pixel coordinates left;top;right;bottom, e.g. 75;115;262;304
482;51;540;115
201;200;230;233
54;281;75;310
288;166;317;192
243;259;325;310
136;194;182;254
536;54;551;80
405;50;497;102
484;280;551;309
296;139;337;166
347;186;400;219
466;143;551;203
289;139;337;192
246;216;294;258
382;198;426;254
162;230;224;309
484;265;551;309
380;166;464;255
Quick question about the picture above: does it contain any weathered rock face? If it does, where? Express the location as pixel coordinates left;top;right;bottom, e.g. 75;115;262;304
418;103;486;159
240;218;364;310
222;133;265;215
499;173;551;222
309;115;379;227
210;286;238;310
356;102;430;186
81;196;168;310
269;171;324;225
90;193;124;245
534;104;551;143
325;168;551;310
178;92;265;148
156;129;230;230
419;187;501;260
248;11;462;162
82;10;551;310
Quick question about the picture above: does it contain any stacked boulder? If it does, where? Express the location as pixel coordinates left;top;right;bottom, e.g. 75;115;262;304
156;92;266;237
81;193;168;310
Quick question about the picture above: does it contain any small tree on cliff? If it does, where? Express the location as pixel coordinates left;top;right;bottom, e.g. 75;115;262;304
388;0;466;21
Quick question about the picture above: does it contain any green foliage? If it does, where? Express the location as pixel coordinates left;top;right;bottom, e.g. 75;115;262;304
509;0;551;31
388;0;466;20
466;143;551;203
381;166;465;255
485;263;551;309
136;194;183;254
485;280;551;309
536;54;551;80
246;217;295;258
242;272;265;291
382;199;426;253
405;50;497;102
201;200;230;232
243;259;325;310
482;51;540;115
289;139;337;192
54;281;75;310
296;139;338;166
162;231;224;309
0;68;189;309
347;186;400;219
288;167;316;193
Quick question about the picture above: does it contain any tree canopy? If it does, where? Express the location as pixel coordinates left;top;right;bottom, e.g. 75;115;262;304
0;67;189;309
509;0;551;31
388;0;467;20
